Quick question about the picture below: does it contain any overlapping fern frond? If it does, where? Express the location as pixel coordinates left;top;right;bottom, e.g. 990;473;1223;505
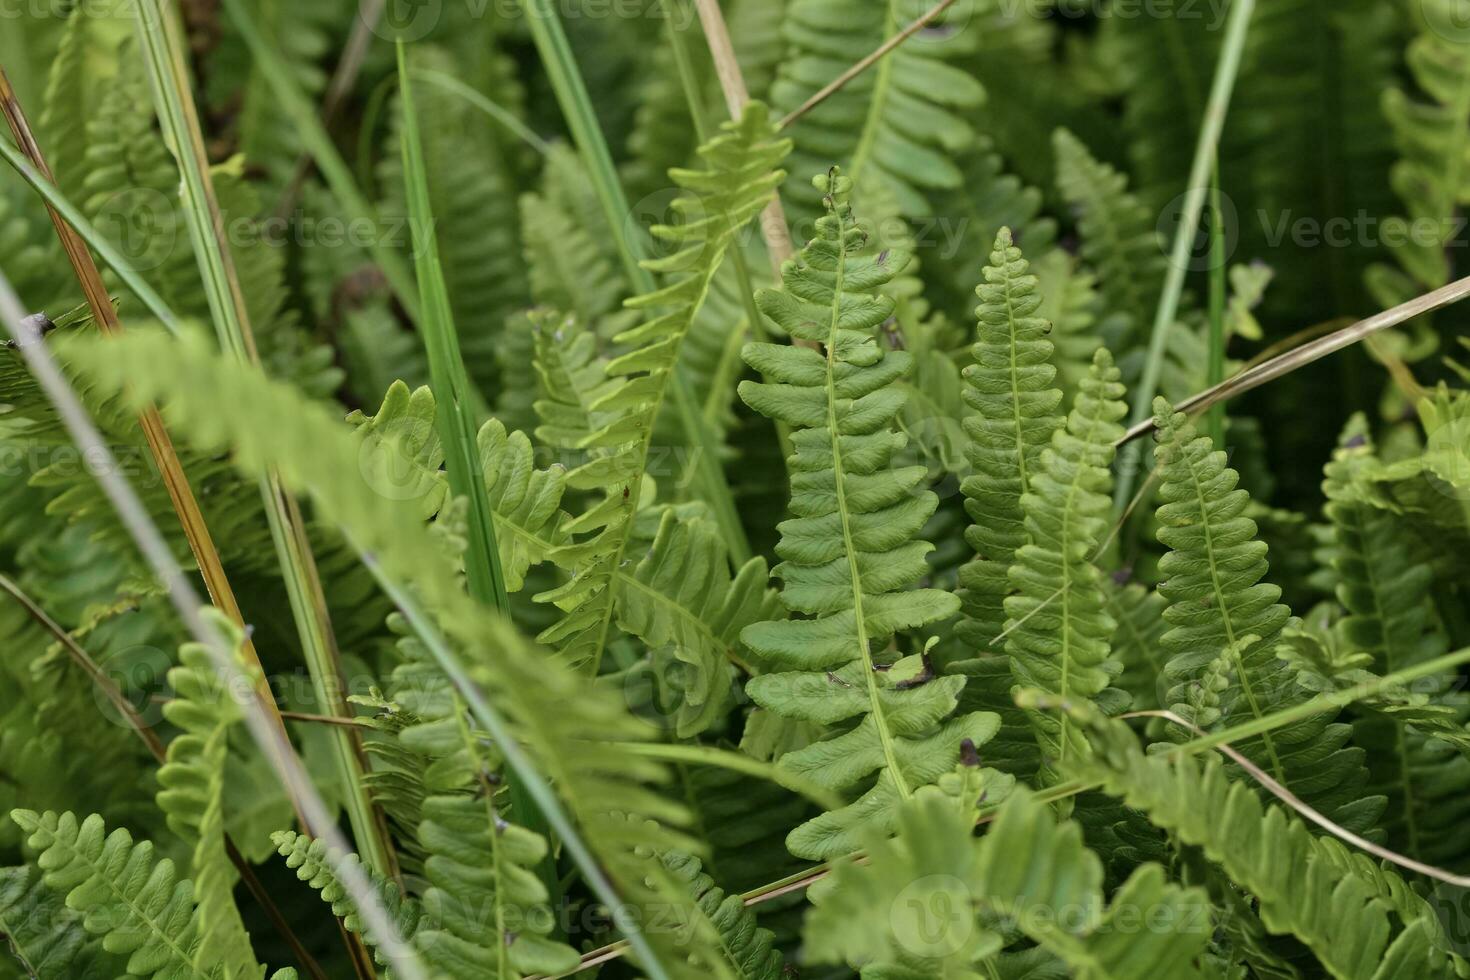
1370;2;1470;304
10;810;212;980
618;507;780;736
532;102;789;673
57;327;752;980
1057;702;1468;980
806;781;1214;979
770;0;981;220
1151;398;1381;833
1052;129;1166;345
1318;418;1470;867
0;865;120;979
738;171;996;859
1006;349;1128;776
955;228;1063;653
155;613;260;980
349;380;569;591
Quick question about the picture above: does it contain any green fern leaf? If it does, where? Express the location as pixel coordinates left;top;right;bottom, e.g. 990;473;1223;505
520;189;626;325
955;227;1064;653
1052;129;1166;341
1006;349;1128;775
533;102;788;672
0;865;120;979
1054;703;1466;980
412;695;579;980
9;810;208;980
617;507;781;737
1317;419;1470;867
349;380;570;591
770;0;981;220
155;612;260;980
272;831;428;978
662;852;786;980
805;783;1214;978
1152;397;1381;833
738;170;989;860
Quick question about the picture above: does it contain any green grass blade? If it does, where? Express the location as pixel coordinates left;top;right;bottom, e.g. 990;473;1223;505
1113;0;1255;515
394;40;510;615
0;271;431;980
218;0;420;322
130;0;399;891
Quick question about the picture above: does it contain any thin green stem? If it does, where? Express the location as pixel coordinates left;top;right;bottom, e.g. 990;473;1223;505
219;0;420;323
132;0;398;900
395;42;510;614
1206;162;1226;447
1113;0;1255;516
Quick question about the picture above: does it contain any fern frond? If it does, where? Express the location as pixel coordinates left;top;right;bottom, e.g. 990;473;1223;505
1104;581;1170;713
1052;129;1166;343
155;612;259;980
533;102;788;672
738;171;990;860
1056;704;1467;980
60;329;751;980
770;0;981;220
805;783;1214;978
272;831;428;977
1006;349;1128;775
9;810;208;980
921;137;1056;321
662;853;786;980
1372;15;1470;297
349;381;570;591
38;7;129;207
412;696;580;980
1318;419;1470;867
0;865;120;979
520;187;627;326
1152;398;1381;833
617;507;780;737
955;228;1063;653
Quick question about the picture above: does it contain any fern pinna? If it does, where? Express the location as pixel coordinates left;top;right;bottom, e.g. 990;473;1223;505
738;171;997;860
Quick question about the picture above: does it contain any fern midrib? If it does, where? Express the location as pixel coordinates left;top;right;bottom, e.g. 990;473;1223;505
846;0;900;187
1178;443;1285;783
823;215;910;802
